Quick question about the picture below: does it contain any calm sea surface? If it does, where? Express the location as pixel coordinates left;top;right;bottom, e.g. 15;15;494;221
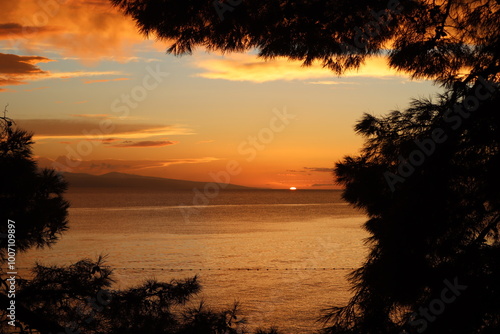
20;189;368;334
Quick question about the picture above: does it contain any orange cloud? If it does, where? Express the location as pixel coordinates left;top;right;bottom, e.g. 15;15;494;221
303;167;334;173
0;53;53;89
0;52;127;90
15;119;194;140
37;156;219;174
101;138;118;144
193;53;403;83
23;86;49;92
0;0;152;61
0;78;24;86
50;71;124;79
307;80;359;85
0;53;52;74
112;140;179;148
0;23;60;37
71;114;112;119
84;78;130;84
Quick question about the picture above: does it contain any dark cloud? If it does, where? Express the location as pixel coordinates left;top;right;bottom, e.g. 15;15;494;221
36;156;219;174
0;23;59;37
311;183;336;187
14;119;191;138
0;53;51;75
287;167;334;173
113;140;179;148
304;167;333;173
0;53;52;90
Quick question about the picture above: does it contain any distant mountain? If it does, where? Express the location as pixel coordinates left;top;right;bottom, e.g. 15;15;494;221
61;172;255;190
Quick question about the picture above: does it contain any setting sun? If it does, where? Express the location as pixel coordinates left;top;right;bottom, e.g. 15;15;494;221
289;187;297;190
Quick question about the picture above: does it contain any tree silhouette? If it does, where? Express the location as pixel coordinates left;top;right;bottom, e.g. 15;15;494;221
0;116;69;262
111;0;500;86
0;116;70;333
324;82;500;333
7;256;279;334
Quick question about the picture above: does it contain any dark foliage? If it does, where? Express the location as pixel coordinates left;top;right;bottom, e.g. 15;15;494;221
3;256;279;334
0;119;69;262
327;80;500;333
111;0;500;87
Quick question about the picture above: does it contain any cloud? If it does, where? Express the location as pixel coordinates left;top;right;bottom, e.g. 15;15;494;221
193;53;403;83
0;0;153;61
304;167;333;173
307;80;359;85
0;78;23;86
15;119;194;140
311;183;336;187
112;140;179;148
84;77;130;84
37;156;219;174
71;114;112;119
0;23;60;37
0;53;53;89
0;53;52;75
290;167;334;173
50;71;124;79
101;138;117;144
70;113;144;121
0;52;127;90
307;81;342;85
23;86;49;92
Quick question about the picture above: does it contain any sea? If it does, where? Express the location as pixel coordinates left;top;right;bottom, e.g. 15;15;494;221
19;188;369;334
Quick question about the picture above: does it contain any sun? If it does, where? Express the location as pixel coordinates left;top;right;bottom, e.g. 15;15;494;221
289;187;297;191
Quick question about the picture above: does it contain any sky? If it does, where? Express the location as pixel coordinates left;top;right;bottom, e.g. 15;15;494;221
0;0;443;189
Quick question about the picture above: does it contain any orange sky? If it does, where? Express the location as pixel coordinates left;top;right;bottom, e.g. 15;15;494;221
0;0;441;189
